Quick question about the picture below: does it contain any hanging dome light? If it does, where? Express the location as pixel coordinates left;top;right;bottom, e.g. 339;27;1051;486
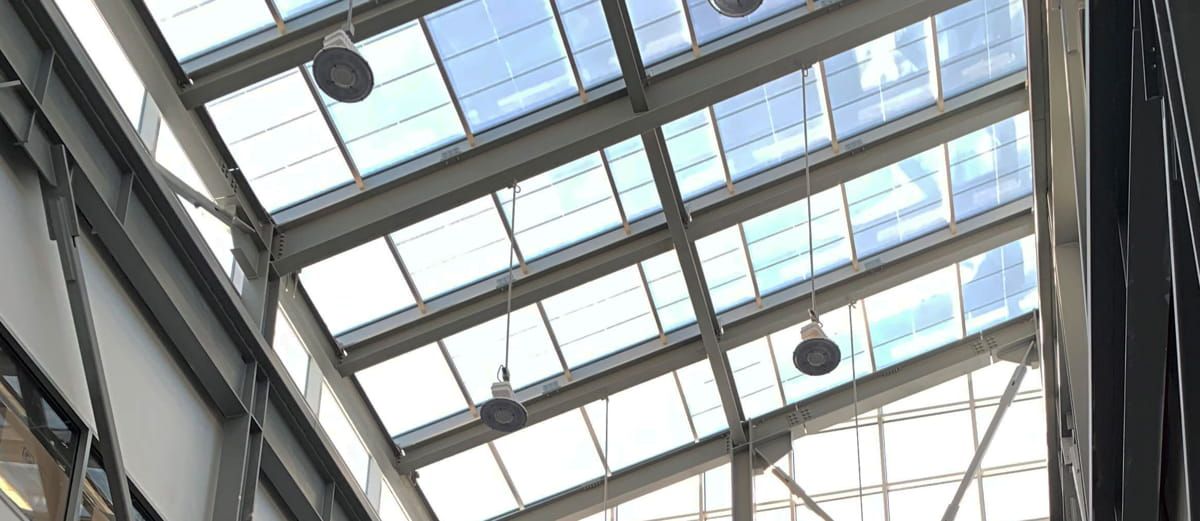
708;0;763;17
793;322;841;376
313;29;374;103
481;380;528;433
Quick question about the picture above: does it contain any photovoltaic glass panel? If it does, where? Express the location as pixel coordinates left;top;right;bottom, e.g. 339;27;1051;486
141;0;274;60
274;0;336;19
742;188;851;296
823;21;935;139
727;338;783;418
769;304;872;404
674;361;724;437
442;305;562;404
316;22;465;175
587;374;693;470
844;147;950;258
712;70;829;181
390;197;511;299
299;239;415;335
640;251;697;332
664;110;728;200
625;0;692;66
686;0;804;45
426;0;578;132
358;344;466;436
866;267;962;369
557;0;621;88
695;227;756;312
418;445;517;520
542;267;658;367
493;410;604;502
604;136;662;221
958;236;1037;333
937;0;1027;98
948;113;1032;220
207;70;356;212
497;153;622;260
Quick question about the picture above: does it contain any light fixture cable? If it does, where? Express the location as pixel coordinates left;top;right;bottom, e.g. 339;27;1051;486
849;303;864;521
802;67;819;325
499;180;520;384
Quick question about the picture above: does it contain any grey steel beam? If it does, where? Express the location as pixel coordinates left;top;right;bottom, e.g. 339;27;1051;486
600;0;647;112
396;199;1034;472
337;73;1027;375
177;0;458;108
496;313;1038;521
643;127;748;446
270;0;967;274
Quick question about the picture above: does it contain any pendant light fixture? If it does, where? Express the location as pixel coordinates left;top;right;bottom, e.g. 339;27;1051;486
313;0;374;103
481;181;528;433
792;66;842;376
708;0;763;17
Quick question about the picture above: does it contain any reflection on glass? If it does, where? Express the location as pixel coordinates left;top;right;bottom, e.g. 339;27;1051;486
558;0;621;88
742;188;851;295
948;113;1032;220
866;267;962;368
542;267;658;367
844;147;949;258
427;0;578;132
824;22;935;139
140;0;274;60
391;197;511;299
937;0;1027;98
958;236;1037;333
713;70;829;181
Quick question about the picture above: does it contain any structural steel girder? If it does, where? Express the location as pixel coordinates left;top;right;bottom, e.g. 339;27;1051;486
268;0;967;274
496;313;1039;521
337;73;1028;375
396;199;1035;472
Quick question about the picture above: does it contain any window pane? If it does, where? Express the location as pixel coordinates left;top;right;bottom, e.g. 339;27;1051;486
141;0;273;59
379;484;413;521
391;197;511;298
686;0;805;45
359;344;466;436
272;311;311;392
208;70;357;211
55;0;145;125
626;0;691;67
640;251;696;332
824;22;935;139
317;23;465;175
799;493;886;521
443;305;562;403
604;136;661;221
497;153;622;260
866;267;962;368
418;445;517;520
976;398;1046;468
665;111;727;200
937;0;1027;98
743;188;851;295
883;409;975;482
587;374;693;470
318;383;370;489
982;468;1049;520
792;424;883;496
427;0;578;132
769;304;872;404
883;376;970;414
727;338;782;418
889;481;982;521
299;239;415;335
959;236;1038;333
617;475;700;520
674;361;724;437
713;70;829;181
845;147;949;258
558;0;621;88
948;113;1032;220
696;227;756;312
493;410;604;502
543;267;658;367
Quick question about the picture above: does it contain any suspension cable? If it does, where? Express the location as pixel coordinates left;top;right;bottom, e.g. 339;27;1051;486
802;67;819;325
500;180;520;383
849;303;865;521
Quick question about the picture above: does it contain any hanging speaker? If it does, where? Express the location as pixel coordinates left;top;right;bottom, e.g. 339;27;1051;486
793;322;841;376
313;30;374;103
481;381;528;433
708;0;763;17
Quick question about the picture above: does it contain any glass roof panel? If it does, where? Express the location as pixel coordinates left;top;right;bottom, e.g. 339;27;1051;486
695;226;756;312
889;481;982;520
418;444;517;520
617;475;700;520
844;147;949;258
742;188;851;296
587;373;693;470
542;266;658;367
664;110;728;200
674;360;724;437
640;251;697;332
865;266;962;369
727;338;783;418
390;196;511;299
625;0;692;67
358;344;466;437
792;424;884;496
207;70;356;212
492;409;604;503
55;0;145;125
271;310;312;392
937;0;1027;98
769;304;873;404
982;468;1050;519
557;0;621;88
959;236;1037;333
882;408;975;482
318;382;371;489
712;70;829;181
316;22;465;176
497;153;622;260
274;0;336;19
686;0;804;45
948;113;1032;221
141;0;274;60
976;397;1046;468
823;21;935;139
426;0;578;132
442;305;562;404
299;238;415;334
604;136;661;221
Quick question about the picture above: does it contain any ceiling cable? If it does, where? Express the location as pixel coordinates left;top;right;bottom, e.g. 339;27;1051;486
849;303;865;521
801;67;819;325
500;180;520;384
602;397;611;520
344;0;354;35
